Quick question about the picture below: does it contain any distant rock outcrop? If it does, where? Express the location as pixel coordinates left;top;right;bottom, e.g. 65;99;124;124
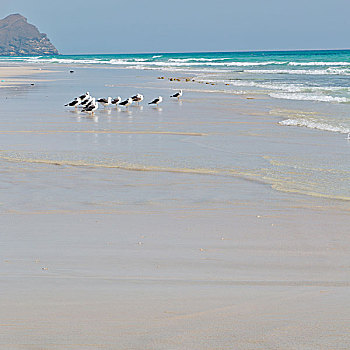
0;14;59;56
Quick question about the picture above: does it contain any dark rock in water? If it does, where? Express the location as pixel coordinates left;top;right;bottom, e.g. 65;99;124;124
0;14;59;56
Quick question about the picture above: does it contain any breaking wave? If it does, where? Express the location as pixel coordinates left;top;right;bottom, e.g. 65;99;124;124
279;118;350;134
269;93;350;103
244;68;350;75
288;61;350;66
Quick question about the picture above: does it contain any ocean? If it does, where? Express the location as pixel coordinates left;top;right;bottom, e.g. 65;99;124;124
2;50;350;136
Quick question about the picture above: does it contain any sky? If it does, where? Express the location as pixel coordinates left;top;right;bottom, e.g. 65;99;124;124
1;0;349;54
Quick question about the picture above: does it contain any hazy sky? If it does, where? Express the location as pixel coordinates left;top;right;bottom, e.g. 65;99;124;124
1;0;349;54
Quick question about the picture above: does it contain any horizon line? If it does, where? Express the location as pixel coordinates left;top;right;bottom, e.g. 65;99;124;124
57;48;350;56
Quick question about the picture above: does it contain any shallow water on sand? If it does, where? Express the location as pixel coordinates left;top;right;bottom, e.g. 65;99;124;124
0;66;349;207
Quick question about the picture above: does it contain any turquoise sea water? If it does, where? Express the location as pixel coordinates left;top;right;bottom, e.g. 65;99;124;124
2;50;350;135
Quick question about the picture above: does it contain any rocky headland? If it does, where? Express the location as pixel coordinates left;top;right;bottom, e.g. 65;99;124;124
0;14;58;56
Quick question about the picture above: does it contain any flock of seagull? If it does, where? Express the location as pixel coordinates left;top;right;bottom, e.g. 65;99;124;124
65;90;183;114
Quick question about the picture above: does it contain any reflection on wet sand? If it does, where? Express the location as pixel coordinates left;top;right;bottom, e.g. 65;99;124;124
0;130;207;136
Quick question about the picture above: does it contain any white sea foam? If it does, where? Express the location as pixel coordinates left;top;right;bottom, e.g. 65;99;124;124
270;92;349;103
225;61;286;66
224;80;350;94
279;118;350;134
26;57;103;64
167;58;288;66
199;79;350;104
168;58;232;62
244;68;350;75
127;60;285;67
9;56;350;74
21;56;288;68
109;59;144;64
0;56;43;60
227;80;305;92
288;61;350;66
2;56;350;73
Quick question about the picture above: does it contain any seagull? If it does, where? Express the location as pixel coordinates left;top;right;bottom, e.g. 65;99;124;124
65;91;90;108
170;90;183;100
111;96;122;107
97;96;112;107
65;97;81;108
79;92;90;102
80;95;93;107
119;97;133;108
84;97;95;109
82;98;99;114
84;102;99;115
347;133;350;140
131;93;144;105
148;96;163;106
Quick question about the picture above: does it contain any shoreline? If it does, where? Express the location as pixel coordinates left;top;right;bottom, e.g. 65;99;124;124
0;63;349;204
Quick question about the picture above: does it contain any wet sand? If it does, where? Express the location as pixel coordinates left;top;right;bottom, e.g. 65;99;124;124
0;66;56;87
0;64;349;349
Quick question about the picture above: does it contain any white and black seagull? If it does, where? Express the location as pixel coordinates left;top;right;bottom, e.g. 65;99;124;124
111;96;122;107
119;97;133;108
80;95;93;107
97;96;112;107
79;91;90;101
65;97;81;108
65;91;90;108
148;96;163;106
82;98;99;114
170;90;183;100
131;93;144;105
84;97;95;109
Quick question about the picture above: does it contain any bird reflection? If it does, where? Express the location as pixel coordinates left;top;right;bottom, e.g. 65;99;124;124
69;109;81;116
122;109;133;117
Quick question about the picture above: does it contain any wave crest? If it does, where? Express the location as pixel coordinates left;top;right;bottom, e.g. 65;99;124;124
279;118;350;134
270;92;349;103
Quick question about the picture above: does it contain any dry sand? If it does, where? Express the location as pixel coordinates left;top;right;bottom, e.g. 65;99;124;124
1;203;350;350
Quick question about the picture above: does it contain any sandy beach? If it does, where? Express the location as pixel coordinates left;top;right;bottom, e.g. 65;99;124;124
0;66;56;87
1;63;350;349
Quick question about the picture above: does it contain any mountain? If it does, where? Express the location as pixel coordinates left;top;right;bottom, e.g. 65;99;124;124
0;14;58;56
